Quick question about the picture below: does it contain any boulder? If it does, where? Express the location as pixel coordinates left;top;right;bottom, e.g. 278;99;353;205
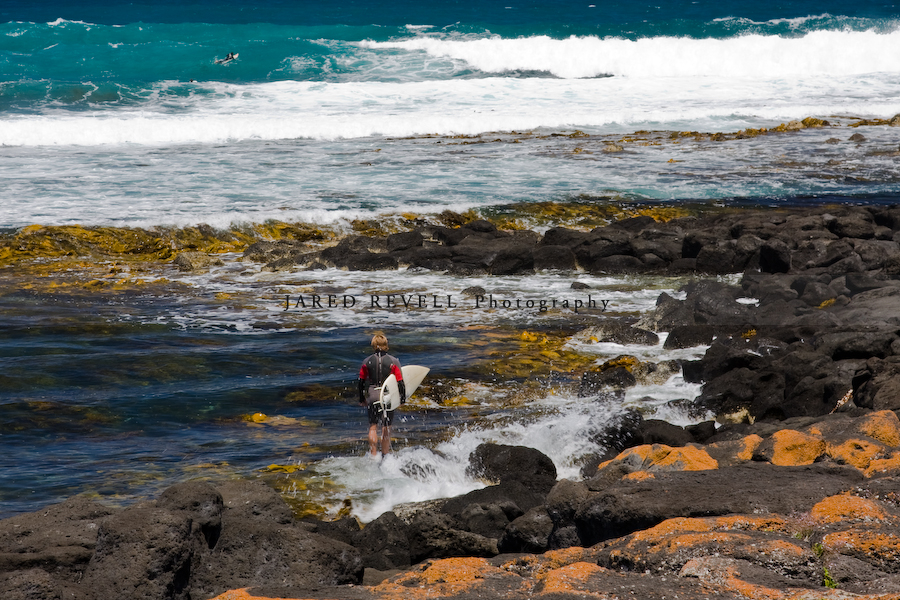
157;481;223;550
571;322;659;346
455;503;514;540
532;245;576;270
695;243;737;274
0;496;116;584
759;239;792;273
385;231;423;252
498;507;553;553
589;254;644;274
405;511;498;564
573;463;863;546
189;481;363;598
663;325;716;349
440;482;536;519
466;444;557;494
539;227;593;248
578;368;636;396
79;506;195;600
172;251;224;272
351;512;410;570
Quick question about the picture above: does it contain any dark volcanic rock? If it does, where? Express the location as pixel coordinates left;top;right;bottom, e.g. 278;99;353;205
80;506;196;600
759;238;792;273
532;244;577;270
173;251;224;272
157;481;224;550
352;512;410;570
386;230;423;252
188;480;363;599
441;481;539;519
574;463;863;546
578;367;637;396
406;511;498;564
0;497;116;582
466;444;557;494
663;325;716;349
498;506;553;553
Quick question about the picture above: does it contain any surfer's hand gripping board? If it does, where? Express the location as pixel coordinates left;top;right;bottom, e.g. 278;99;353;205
376;365;429;415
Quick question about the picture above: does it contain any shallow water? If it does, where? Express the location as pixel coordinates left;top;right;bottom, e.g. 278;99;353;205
0;262;709;520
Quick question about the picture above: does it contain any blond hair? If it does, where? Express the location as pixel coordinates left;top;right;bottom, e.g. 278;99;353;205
371;333;389;351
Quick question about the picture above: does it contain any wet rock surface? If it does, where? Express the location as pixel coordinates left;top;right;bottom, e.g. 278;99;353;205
4;203;900;599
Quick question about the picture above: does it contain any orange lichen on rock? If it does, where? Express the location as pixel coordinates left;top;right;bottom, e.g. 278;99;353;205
535;562;609;598
627;515;788;544
737;434;765;461
504;545;587;575
859;410;900;447
826;438;888;470
769;429;826;466
680;556;863;600
823;530;900;562
712;515;790;533
207;589;306;600
393;557;492;586
374;557;517;599
865;451;900;477
623;471;655;481
598;444;718;475
811;494;888;524
755;539;808;561
651;444;718;471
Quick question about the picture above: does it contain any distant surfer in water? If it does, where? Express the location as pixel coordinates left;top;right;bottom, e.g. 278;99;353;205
357;333;405;457
216;52;238;64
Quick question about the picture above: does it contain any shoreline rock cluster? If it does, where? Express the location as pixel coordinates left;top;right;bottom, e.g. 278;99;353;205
244;204;900;278
3;203;900;599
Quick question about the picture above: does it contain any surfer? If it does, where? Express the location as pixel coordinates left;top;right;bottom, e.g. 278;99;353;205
357;333;406;456
216;52;238;64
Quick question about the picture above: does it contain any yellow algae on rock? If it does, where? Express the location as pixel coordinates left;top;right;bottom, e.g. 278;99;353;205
244;413;268;423
769;429;826;466
262;464;306;474
811;494;888;525
598;355;640;372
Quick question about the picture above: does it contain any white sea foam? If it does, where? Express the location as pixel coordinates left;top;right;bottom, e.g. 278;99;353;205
359;30;900;79
312;388;630;522
3;71;900;148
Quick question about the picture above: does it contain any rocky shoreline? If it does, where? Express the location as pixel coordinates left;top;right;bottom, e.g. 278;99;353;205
3;203;900;599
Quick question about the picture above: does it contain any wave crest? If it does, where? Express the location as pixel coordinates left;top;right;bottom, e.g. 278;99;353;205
359;29;900;79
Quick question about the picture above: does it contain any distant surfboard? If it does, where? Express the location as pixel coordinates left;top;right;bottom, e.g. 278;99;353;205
377;365;429;412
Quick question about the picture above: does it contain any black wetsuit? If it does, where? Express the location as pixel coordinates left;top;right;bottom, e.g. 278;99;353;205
357;351;406;425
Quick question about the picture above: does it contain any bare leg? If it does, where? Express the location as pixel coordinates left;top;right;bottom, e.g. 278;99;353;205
381;424;391;455
368;423;379;456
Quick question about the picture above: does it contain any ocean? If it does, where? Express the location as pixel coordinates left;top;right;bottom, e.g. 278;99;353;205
1;0;899;521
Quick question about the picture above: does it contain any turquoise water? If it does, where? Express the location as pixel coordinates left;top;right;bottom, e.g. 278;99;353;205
2;0;899;520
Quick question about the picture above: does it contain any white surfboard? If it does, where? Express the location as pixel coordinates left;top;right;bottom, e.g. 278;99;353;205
378;365;429;411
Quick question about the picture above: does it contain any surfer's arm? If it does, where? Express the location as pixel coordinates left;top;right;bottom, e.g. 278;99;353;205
391;364;406;404
357;365;369;404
